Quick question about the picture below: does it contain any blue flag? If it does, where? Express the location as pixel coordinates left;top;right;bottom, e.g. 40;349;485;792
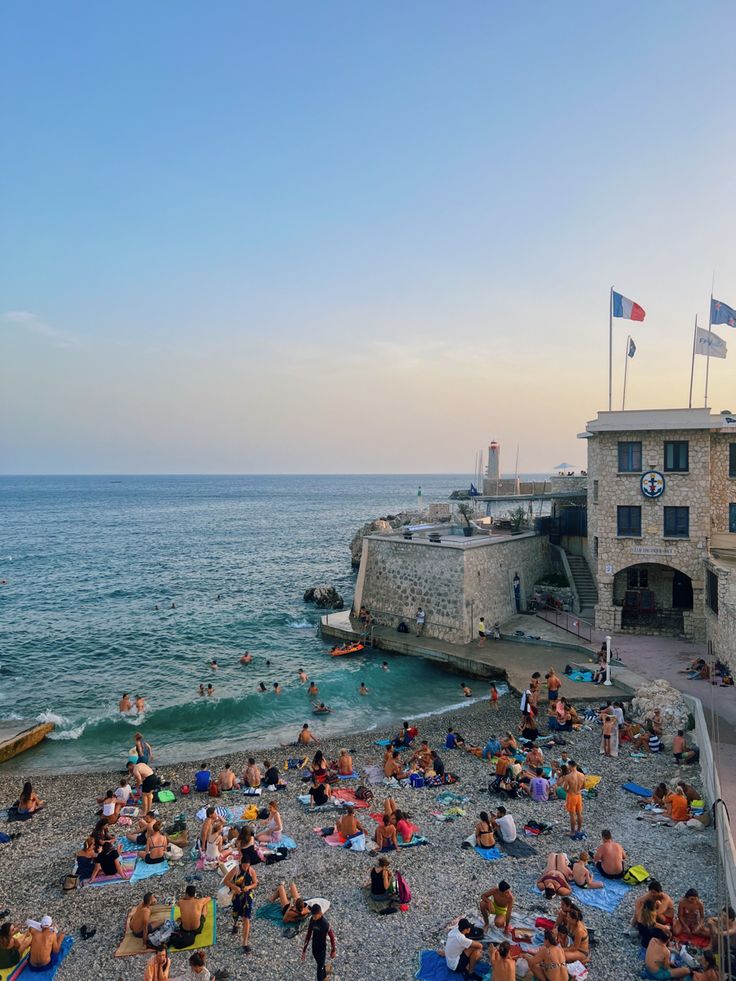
711;298;736;327
628;338;636;358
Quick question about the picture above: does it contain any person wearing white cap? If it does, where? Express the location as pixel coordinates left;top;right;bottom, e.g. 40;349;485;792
28;916;65;972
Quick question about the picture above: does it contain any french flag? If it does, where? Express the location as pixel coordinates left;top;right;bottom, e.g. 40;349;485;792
612;291;646;321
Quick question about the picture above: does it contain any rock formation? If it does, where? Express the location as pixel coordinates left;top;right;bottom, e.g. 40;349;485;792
349;510;428;568
303;585;344;610
630;678;690;738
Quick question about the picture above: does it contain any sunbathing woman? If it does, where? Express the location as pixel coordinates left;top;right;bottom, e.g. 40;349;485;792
90;840;127;881
271;882;310;924
0;922;30;970
475;811;496;849
537;853;573;898
337;749;353;775
563;907;590;963
255;800;283;844
75;837;99;882
17;782;44;815
674;888;710;937
144;821;169;865
374;814;398;852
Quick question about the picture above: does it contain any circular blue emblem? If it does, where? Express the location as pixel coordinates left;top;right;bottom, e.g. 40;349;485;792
640;471;665;499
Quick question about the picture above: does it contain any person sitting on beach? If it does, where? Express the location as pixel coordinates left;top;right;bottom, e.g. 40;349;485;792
475;811;496;849
561;907;590;963
98;788;123;825
256;800;283;844
384;750;409;782
143;948;170;981
194;764;211;794
224;857;258;953
90;840;127;881
527;768;550;803
17;782;44;816
144;821;169;864
443;918;484;978
571;852;603;889
75;837;99;881
593;829;626;879
368;856;394;901
198;807;218;853
236;826;263;867
262;760;283;789
706;906;736;953
445;727;465;749
0;922;30;970
392;809;417;844
673;730;700;765
114;778;133;806
648;783;669;808
171;886;211;948
491;805;517;844
309;779;332;809
128;759;158;815
217;763;240;792
298;723;318;745
528;928;568;981
489;941;515;981
270;882;310;924
430;750;446;777
665;786;691;823
335;805;363;842
135;731;154;765
28;917;66;972
674;888;710;937
128;892;157;945
374;814;398;852
176;951;212;979
480;880;513;932
337;748;353;776
693;950;719;981
244;758;262;788
310;751;329;784
393;720;418;747
537;853;573;898
643;928;692;980
411;740;432;770
500;731;517;752
203;817;224;864
119;693;132;713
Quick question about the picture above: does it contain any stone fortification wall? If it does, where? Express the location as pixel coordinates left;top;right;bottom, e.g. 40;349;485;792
356;532;551;644
704;557;736;672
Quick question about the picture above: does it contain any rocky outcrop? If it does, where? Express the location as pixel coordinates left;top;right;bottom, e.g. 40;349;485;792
630;679;690;738
303;585;344;610
349;511;427;568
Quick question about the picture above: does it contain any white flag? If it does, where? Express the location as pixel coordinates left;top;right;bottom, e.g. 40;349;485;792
695;326;727;359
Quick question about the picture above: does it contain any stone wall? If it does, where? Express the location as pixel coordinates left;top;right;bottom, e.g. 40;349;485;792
586;428;709;640
355;532;551;644
710;433;736;535
704;556;736;672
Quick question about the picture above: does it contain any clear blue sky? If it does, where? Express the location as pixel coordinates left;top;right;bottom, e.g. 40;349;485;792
2;1;735;473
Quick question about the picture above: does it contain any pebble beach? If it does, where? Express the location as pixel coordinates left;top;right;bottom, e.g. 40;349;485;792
0;691;718;981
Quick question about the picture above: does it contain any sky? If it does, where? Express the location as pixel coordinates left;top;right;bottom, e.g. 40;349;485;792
2;1;735;475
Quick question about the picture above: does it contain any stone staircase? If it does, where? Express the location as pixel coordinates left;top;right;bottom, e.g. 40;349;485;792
566;554;598;619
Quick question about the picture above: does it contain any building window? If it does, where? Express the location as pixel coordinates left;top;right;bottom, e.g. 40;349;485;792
663;506;689;537
730;504;736;533
593;480;599;503
664;441;689;472
618;441;642;473
617;505;641;537
627;567;649;588
730;444;736;478
707;569;719;615
594;536;599;557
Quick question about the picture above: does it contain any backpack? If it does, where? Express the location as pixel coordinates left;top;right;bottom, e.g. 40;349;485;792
208;780;220;798
354;786;373;802
623;865;649;885
395;870;411;904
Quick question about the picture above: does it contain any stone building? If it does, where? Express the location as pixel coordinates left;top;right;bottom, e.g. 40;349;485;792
353;528;551;645
582;408;736;648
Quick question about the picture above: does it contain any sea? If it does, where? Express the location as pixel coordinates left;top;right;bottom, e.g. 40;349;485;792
0;474;540;773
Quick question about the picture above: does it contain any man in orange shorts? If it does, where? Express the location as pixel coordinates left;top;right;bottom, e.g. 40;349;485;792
559;761;586;839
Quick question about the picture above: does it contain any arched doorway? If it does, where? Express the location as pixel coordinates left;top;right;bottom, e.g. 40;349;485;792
613;563;693;634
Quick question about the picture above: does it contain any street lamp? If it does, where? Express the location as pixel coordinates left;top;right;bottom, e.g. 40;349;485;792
604;635;612;686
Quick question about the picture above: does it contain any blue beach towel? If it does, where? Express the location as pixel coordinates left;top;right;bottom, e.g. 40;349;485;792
571;877;630;912
474;845;504;860
570;671;594;682
116;835;145;852
416;950;490;981
255;902;285;923
398;834;429;848
622;782;653;797
338;772;359;779
131;858;170;882
22;936;74;979
277;835;298;850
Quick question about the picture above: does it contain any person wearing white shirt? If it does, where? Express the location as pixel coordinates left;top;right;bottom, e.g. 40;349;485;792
172;951;211;980
114;780;132;804
445;919;483;977
492;806;517;843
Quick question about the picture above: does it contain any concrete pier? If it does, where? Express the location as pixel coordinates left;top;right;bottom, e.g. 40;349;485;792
0;720;54;765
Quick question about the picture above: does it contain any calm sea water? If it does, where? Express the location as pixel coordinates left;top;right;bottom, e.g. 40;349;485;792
0;474;509;772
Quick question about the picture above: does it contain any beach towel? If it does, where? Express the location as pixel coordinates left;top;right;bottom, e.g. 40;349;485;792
242;787;263;796
584;775;602;790
474;845;504;860
622;782;653;798
499;837;537;858
332;789;369;809
424;774;459;787
167;899;216;951
570;671;594;682
571;878;629;912
674;933;710;949
398;834;429;847
84;853;137;886
283;757;309;770
116;835;145;852
1;954;28;981
130;858;170;882
415;950;490;980
255;902;285;923
337;772;359;779
315;829;345;847
195;805;234;822
297;795;332;811
276;834;297;850
14;936;74;980
1;807;33;823
114;904;173;956
435;791;469;807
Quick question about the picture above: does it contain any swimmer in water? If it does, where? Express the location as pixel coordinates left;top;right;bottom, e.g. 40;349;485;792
210;659;218;670
313;702;330;714
171;602;176;609
206;684;214;696
298;668;308;684
462;684;472;698
240;652;252;665
154;604;159;611
199;684;205;696
135;695;146;713
307;681;319;697
259;682;267;692
359;682;369;696
273;681;282;695
216;594;221;601
119;693;132;713
266;660;271;667
381;661;389;671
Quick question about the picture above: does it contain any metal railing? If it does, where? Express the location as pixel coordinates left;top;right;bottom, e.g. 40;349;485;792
534;603;594;643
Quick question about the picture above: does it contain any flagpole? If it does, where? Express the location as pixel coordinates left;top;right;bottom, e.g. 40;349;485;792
688;315;698;409
608;286;613;411
622;335;631;410
704;294;713;408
